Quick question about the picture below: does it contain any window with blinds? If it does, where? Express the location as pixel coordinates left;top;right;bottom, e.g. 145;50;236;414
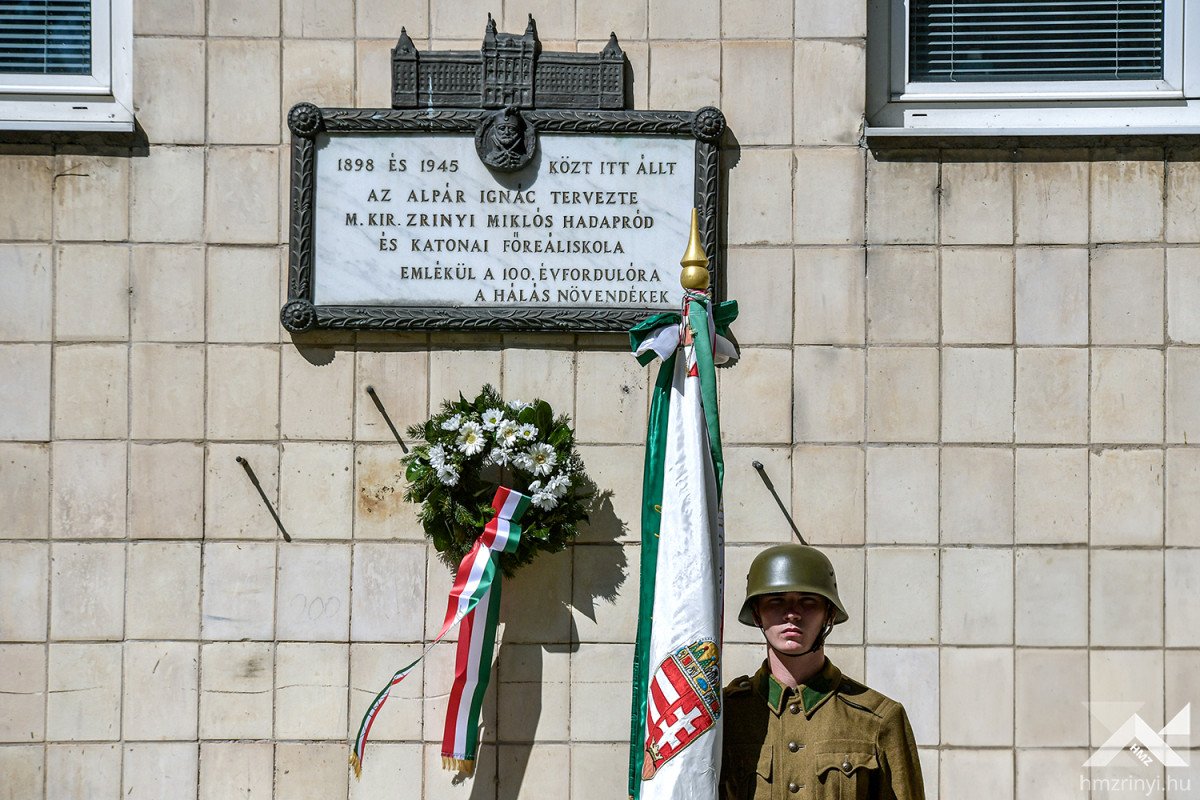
0;0;92;76
909;0;1165;83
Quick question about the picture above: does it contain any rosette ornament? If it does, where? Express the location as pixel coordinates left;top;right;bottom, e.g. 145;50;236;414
287;102;323;138
691;106;726;144
280;299;316;333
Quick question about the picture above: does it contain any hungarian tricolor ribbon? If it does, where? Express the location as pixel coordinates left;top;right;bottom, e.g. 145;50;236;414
350;486;531;778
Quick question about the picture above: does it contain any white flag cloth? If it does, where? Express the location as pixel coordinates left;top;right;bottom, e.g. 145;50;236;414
641;350;724;798
629;293;737;800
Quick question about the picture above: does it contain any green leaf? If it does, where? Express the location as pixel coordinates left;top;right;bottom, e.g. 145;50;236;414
517;405;536;425
432;531;451;552
534;401;553;435
548;424;570;448
473;386;493;412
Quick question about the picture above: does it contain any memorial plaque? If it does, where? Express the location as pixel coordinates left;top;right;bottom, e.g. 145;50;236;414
282;18;725;333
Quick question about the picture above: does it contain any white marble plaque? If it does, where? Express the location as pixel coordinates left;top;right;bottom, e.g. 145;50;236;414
312;133;694;310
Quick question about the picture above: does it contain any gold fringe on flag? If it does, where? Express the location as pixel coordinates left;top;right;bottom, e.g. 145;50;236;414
442;756;475;775
349;752;362;779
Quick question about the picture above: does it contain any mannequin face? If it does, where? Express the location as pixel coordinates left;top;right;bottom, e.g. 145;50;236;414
752;592;832;657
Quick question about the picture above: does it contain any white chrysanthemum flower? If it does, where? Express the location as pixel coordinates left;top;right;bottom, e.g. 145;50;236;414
517;423;538;441
506;399;527;412
512;451;535;473
545;473;570;498
496;419;520;446
532;491;558;511
487;447;512;467
456;421;485;456
481;408;505;429
436;465;459;486
526;442;557;476
427;443;446;469
441;413;463;431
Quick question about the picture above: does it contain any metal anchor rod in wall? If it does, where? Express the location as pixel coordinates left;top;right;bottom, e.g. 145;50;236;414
236;456;292;542
751;460;807;546
365;385;409;452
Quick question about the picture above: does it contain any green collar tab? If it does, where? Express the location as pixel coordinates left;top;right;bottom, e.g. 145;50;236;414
754;659;843;718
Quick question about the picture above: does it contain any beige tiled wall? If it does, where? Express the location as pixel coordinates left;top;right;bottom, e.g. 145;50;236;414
2;1;1199;798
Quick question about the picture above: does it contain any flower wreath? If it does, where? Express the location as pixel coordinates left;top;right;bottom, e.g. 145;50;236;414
404;384;593;575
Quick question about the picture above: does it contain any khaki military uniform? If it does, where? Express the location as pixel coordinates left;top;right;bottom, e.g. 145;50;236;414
720;659;924;800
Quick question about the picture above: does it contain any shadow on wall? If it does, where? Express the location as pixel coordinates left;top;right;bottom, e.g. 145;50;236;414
470;488;628;799
295;340;340;366
715;126;741;303
573;489;630;613
0;118;150;154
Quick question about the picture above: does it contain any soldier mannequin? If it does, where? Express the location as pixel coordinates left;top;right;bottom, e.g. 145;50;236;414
720;545;925;799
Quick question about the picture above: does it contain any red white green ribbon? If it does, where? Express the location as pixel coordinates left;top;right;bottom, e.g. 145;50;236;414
350;486;530;778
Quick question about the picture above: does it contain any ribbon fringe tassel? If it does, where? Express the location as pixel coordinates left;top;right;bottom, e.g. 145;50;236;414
442;756;476;775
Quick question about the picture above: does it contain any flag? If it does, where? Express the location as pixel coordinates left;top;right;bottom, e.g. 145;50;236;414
628;290;738;799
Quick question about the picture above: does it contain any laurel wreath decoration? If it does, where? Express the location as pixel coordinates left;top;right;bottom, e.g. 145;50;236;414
404;385;593;576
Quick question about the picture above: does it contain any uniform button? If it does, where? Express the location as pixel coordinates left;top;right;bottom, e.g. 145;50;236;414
787;741;800;752
788;782;799;793
788;703;800;714
842;757;852;771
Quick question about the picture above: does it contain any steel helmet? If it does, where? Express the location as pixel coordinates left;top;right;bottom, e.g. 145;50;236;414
737;544;849;627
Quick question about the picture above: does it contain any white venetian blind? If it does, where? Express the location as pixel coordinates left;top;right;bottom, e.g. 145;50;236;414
0;0;92;74
909;0;1164;82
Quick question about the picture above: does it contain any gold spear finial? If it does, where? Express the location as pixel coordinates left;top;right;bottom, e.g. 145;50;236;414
679;208;710;291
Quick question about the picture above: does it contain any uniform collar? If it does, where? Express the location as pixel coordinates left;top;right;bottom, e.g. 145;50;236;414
752;657;843;718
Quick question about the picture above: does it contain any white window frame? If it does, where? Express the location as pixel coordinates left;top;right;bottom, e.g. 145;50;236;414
0;0;134;132
867;0;1200;136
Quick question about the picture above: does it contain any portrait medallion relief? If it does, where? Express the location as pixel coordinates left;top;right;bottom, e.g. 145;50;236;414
475;107;538;172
